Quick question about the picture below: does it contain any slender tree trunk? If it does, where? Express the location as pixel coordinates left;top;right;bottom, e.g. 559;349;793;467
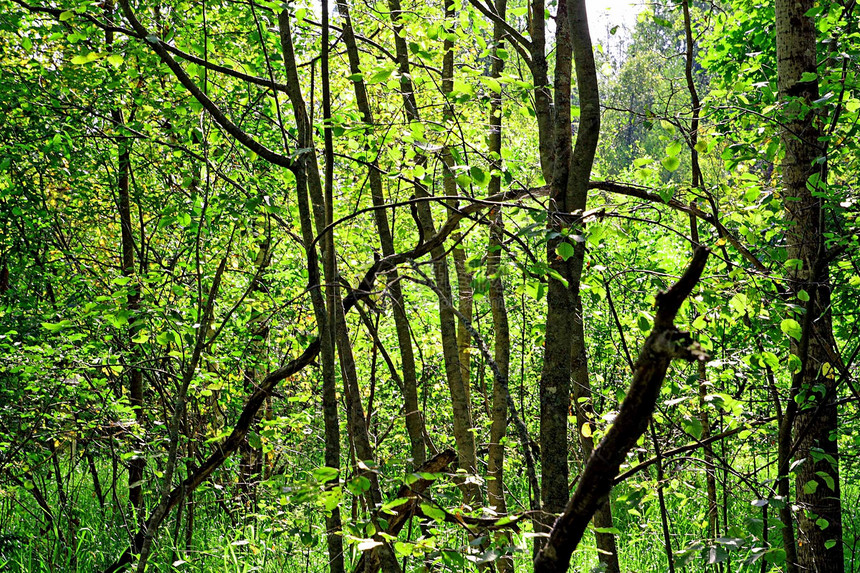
775;0;844;569
486;0;511;568
385;0;479;505
440;0;479;508
534;248;710;573
536;0;575;539
535;0;600;545
278;13;345;573
681;0;719;546
649;424;675;573
105;1;144;517
239;236;271;504
335;0;427;467
571;298;620;572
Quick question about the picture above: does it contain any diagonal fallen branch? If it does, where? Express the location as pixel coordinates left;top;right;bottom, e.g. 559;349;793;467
533;246;711;573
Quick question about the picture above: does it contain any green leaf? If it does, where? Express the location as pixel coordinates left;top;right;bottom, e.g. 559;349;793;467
781;318;802;341
71;52;103;65
380;497;410;514
803;479;818;494
815;471;835;491
547;269;568;288
312;466;339;483
593;526;621;534
556;242;575;261
661;155;680;172
469;165;488;185
442;550;465;567
657;186;675;202
367;65;394;84
482;76;501;94
59;10;74;21
682;416;703;439
760;351;780;370
394;541;414;556
451;79;475;97
420;503;446;521
42;320;71;332
346;475;371;495
666;141;683;156
107;54;124;68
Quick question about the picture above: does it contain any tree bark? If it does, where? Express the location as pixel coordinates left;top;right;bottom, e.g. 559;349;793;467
384;0;479;506
571;297;620;573
278;11;346;573
535;0;601;544
105;0;144;517
486;0;511;566
775;0;845;568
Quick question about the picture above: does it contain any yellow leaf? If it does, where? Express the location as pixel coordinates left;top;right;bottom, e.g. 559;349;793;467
581;423;592;438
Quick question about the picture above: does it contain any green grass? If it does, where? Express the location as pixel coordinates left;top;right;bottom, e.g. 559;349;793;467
2;462;859;572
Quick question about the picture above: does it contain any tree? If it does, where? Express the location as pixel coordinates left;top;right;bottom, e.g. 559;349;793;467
775;0;845;568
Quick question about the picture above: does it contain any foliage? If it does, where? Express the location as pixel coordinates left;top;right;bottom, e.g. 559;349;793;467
0;0;858;571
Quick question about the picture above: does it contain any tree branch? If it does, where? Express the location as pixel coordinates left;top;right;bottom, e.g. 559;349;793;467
533;247;710;573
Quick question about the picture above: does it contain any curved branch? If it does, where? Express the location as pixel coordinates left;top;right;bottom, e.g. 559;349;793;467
589;180;769;274
117;0;295;169
103;339;322;573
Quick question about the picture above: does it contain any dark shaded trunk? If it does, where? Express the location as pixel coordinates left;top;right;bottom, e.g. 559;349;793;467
535;0;601;546
571;295;619;573
105;0;144;516
536;0;575;537
279;11;346;573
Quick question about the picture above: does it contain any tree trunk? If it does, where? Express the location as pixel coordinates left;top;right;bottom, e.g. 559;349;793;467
105;0;144;517
534;248;710;573
775;0;845;569
535;0;601;543
335;0;427;468
486;0;511;566
279;12;346;573
384;0;479;505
